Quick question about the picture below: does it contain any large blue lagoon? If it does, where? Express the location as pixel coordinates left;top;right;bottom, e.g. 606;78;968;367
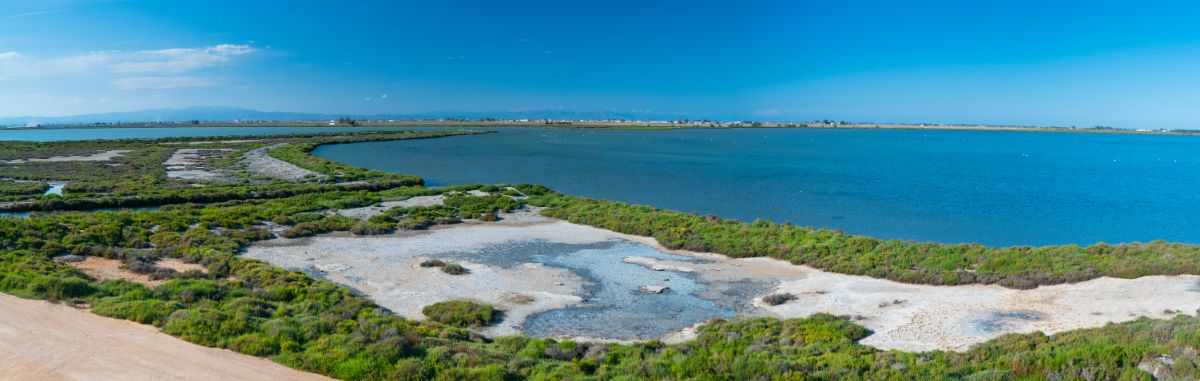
315;128;1200;246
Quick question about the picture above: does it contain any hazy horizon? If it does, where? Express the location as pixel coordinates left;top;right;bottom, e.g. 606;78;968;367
3;1;1199;129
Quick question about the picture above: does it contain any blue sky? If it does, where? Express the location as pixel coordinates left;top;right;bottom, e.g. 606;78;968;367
1;1;1199;128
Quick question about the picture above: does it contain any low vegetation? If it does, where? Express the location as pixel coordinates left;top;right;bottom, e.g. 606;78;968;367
421;300;495;328
0;131;1198;379
418;259;446;268
530;190;1200;289
0;180;49;196
440;263;469;275
366;190;522;231
0;130;480;213
761;292;797;306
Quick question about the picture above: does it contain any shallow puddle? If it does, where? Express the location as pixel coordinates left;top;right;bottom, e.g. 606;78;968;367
440;240;737;339
968;310;1043;334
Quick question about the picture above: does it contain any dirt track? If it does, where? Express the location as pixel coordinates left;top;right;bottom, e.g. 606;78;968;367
0;293;330;381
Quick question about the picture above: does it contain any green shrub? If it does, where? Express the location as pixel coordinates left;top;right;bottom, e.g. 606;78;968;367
26;276;94;299
441;263;468;275
228;333;279;356
761;293;796;306
92;298;177;325
421;300;495;328
419;259;445;268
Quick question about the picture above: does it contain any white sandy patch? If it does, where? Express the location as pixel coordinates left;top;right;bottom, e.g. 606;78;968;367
242;144;325;181
762;271;1200;351
334;195;446;220
623;256;695;272
4;150;130;164
0;293;330;381
164;148;233;181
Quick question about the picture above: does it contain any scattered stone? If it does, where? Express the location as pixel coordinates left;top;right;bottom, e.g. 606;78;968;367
878;299;907;308
639;285;669;294
1138;354;1174;380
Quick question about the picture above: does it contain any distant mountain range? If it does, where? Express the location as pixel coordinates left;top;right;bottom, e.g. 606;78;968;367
0;107;673;127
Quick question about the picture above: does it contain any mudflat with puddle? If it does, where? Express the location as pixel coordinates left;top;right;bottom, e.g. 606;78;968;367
244;208;1200;351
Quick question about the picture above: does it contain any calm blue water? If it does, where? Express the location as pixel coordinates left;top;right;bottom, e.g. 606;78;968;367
0;126;445;141
315;128;1200;246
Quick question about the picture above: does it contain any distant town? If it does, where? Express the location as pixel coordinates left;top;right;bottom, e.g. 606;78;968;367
3;117;1189;135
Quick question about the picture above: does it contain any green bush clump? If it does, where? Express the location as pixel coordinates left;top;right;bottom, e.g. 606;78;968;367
92;297;178;325
0;180;49;196
26;276;95;300
279;216;357;238
761;292;796;306
418;259;446;267
443;193;520;219
440;263;468;275
421;300;495;328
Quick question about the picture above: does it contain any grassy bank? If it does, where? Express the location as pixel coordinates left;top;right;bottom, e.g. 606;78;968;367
532;193;1200;289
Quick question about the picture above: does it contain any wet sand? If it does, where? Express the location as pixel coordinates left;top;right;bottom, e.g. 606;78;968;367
0;293;330;381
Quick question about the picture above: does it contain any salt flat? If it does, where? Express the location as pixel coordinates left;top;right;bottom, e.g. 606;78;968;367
244;207;1200;351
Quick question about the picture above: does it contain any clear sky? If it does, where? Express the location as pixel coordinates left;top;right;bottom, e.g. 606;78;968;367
1;0;1199;128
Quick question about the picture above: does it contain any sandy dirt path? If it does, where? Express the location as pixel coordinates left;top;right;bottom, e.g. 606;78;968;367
0;293;331;381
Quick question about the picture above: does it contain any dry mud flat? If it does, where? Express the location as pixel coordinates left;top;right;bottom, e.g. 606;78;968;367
0;293;330;381
2;150;130;164
244;207;1200;351
164;148;233;181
